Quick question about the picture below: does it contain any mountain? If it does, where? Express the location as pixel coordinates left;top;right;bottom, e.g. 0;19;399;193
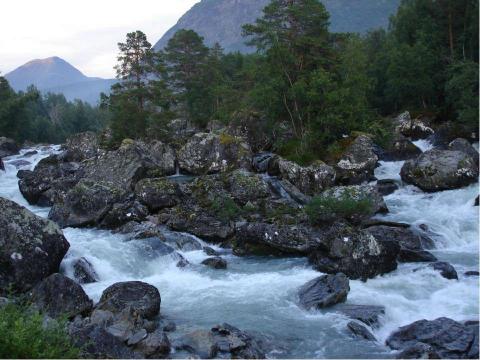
154;0;401;53
5;57;115;104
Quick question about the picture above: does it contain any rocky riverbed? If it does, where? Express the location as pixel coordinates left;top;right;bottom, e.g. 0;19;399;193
0;113;478;358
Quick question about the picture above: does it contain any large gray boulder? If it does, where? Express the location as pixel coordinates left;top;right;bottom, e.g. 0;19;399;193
298;273;350;310
96;281;161;320
336;135;378;185
401;149;478;192
0;137;19;158
177;132;252;175
386;317;478;359
134;178;181;212
30;273;92;318
267;157;335;196
395;111;434;140
449;138;479;166
0;197;70;294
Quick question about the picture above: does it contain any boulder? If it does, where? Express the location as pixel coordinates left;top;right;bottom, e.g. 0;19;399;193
73;257;99;284
268;157;336;196
429;261;458;280
332;304;385;327
100;197;149;229
134;178;181;212
449;138;479;166
226;170;271;205
381;134;422;161
309;224;400;280
201;257;227;269
204;246;220;256
347;321;376;341
30;273;92;318
336;135;379;185
18;155;82;206
386;317;477;359
49;179;126;228
376;179;399;196
0;137;19;158
0;197;70;294
399;249;437;262
252;153;274;173
395;343;440;359
177;323;265;359
62;131;99;162
134;329;171;359
395;111;434;140
177;132;252;175
400;149;478;192
298;273;350;310
96;281;161;319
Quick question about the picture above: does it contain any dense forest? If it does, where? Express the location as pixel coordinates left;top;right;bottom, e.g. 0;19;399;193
1;0;478;160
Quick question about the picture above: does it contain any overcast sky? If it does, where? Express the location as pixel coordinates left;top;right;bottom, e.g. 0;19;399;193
0;0;199;78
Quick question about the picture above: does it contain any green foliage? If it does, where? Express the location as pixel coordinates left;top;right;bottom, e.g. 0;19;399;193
0;303;80;359
210;195;241;222
305;190;373;225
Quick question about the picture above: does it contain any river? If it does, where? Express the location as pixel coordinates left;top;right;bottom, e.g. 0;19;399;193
0;141;478;358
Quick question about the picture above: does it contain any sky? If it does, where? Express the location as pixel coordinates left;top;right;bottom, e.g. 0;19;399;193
0;0;200;78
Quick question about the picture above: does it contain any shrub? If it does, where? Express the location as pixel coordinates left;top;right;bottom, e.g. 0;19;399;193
210;195;241;222
0;303;81;359
305;189;373;225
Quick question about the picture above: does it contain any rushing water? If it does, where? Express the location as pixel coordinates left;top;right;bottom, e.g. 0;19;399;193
0;142;478;358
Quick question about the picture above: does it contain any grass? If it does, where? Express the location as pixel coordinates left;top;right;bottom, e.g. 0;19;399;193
0;302;81;359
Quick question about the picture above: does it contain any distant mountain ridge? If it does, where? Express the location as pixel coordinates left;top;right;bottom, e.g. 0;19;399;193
154;0;401;53
5;57;115;104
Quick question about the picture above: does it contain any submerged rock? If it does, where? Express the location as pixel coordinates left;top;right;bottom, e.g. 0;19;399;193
336;135;378;185
30;273;92;318
429;261;459;280
0;197;70;294
333;304;385;327
400;149;478;192
201;257;227;269
386;317;477;359
96;281;161;319
298;273;350;310
347;321;376;341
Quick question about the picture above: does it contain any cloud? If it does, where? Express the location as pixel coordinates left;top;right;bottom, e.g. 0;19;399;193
0;0;199;78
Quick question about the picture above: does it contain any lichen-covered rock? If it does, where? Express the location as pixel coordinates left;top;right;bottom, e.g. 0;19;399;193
49;179;127;228
0;137;19;158
298;273;350;310
134;178;181;212
0;197;70;294
62;131;99;162
308;223;400;280
336;135;379;185
386;317;477;359
395;111;434;140
100;197;149;229
268;157;335;196
225;170;271;205
449;138;479;166
96;281;160;320
18;155;82;206
400;149;478;192
177;132;252;175
30;273;92;318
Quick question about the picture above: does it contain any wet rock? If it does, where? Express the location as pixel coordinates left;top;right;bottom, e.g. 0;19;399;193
381;134;423;161
0;158;4;171
134;178;181;212
252;152;274;173
201;257;227;269
100;197;149;229
400;149;478;192
18;155;82;206
449;138;479;166
399;249;437;263
178;132;252;175
464;271;479;277
429;261;458;280
234;222;323;256
376;179;399;196
0;137;19;158
395;111;434;140
475;196;479;207
347;321;376;341
9;159;31;168
268;156;336;196
135;329;171;358
49;179;126;228
386;317;476;359
336;135;378;185
309;224;400;281
73;257;99;284
96;281;161;319
30;273;92;318
0;197;70;294
23;150;38;157
204;246;220;256
298;273;350;310
62;132;99;162
395;342;440;359
159;229;203;251
333;304;385;327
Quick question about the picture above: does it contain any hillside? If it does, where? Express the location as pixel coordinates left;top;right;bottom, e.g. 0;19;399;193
154;0;401;53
